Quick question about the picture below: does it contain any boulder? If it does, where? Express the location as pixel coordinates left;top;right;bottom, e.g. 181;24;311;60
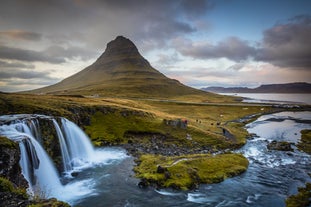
267;140;293;151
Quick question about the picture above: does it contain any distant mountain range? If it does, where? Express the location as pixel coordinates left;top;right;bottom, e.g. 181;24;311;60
202;82;311;93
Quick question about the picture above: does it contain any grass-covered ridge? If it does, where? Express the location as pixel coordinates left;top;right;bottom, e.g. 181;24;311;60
134;153;249;190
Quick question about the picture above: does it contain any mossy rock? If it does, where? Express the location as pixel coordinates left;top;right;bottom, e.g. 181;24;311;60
134;153;249;190
267;140;293;151
286;183;311;207
0;136;18;149
297;129;311;154
0;177;27;198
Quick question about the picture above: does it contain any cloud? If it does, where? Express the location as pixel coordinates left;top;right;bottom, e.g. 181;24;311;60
44;45;99;61
0;60;34;69
173;36;256;61
256;15;311;68
0;45;64;63
0;0;213;50
0;30;42;41
0;45;98;63
0;69;55;80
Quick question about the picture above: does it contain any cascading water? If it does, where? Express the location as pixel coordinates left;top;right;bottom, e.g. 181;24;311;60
60;118;94;168
0;114;128;204
0;120;63;197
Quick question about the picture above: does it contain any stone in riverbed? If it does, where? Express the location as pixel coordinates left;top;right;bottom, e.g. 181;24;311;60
267;140;293;151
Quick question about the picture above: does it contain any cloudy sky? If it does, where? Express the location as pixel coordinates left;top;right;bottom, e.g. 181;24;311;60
0;0;310;92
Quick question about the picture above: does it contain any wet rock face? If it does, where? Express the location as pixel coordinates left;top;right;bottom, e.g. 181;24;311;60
0;136;27;188
267;140;293;151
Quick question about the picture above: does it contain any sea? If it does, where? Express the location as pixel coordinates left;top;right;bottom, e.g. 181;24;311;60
219;93;311;105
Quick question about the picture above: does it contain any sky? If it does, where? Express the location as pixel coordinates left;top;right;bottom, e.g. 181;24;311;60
0;0;310;92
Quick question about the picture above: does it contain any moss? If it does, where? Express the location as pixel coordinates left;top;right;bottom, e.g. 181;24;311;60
134;153;249;190
0;136;18;149
297;129;311;154
27;198;71;207
0;177;27;198
85;111;159;145
286;183;311;207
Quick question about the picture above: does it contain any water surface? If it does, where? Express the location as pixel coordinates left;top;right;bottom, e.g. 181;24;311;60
220;93;311;105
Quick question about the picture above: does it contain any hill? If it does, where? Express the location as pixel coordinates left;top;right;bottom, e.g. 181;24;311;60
202;82;311;93
29;36;226;101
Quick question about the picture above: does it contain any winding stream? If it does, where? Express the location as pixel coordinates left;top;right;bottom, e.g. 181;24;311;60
1;111;310;207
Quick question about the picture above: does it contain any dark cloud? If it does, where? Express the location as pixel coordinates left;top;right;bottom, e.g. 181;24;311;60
0;45;64;63
0;60;34;69
0;0;213;53
173;36;256;61
227;63;246;71
0;30;42;41
0;45;98;63
256;15;311;68
0;69;55;80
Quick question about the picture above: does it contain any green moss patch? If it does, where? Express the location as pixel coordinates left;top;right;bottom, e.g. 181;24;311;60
286;183;311;207
0;136;18;149
297;129;311;154
0;177;27;198
134;153;249;190
85;111;160;146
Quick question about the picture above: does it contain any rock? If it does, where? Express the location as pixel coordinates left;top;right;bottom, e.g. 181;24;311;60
0;136;28;188
157;165;167;174
138;179;149;189
71;172;79;177
267;140;293;151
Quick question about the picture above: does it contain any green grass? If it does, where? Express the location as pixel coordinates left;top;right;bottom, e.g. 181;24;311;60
134;153;249;190
84;110;237;150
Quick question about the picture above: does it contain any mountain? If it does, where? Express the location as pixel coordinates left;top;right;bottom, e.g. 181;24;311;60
202;82;311;93
30;36;217;99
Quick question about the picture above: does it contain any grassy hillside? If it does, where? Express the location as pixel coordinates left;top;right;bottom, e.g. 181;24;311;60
0;93;274;150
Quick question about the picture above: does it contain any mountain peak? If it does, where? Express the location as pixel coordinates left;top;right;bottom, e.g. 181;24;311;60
99;36;139;59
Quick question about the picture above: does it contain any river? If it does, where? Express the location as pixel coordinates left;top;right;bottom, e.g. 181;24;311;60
0;112;310;207
73;111;311;207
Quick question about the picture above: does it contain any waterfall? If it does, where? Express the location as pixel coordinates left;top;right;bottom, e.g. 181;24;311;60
52;119;72;172
0;114;96;198
61;118;94;166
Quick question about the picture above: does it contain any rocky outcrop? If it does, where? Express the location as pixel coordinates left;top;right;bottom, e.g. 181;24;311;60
267;140;293;151
123;132;215;157
0;136;27;188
